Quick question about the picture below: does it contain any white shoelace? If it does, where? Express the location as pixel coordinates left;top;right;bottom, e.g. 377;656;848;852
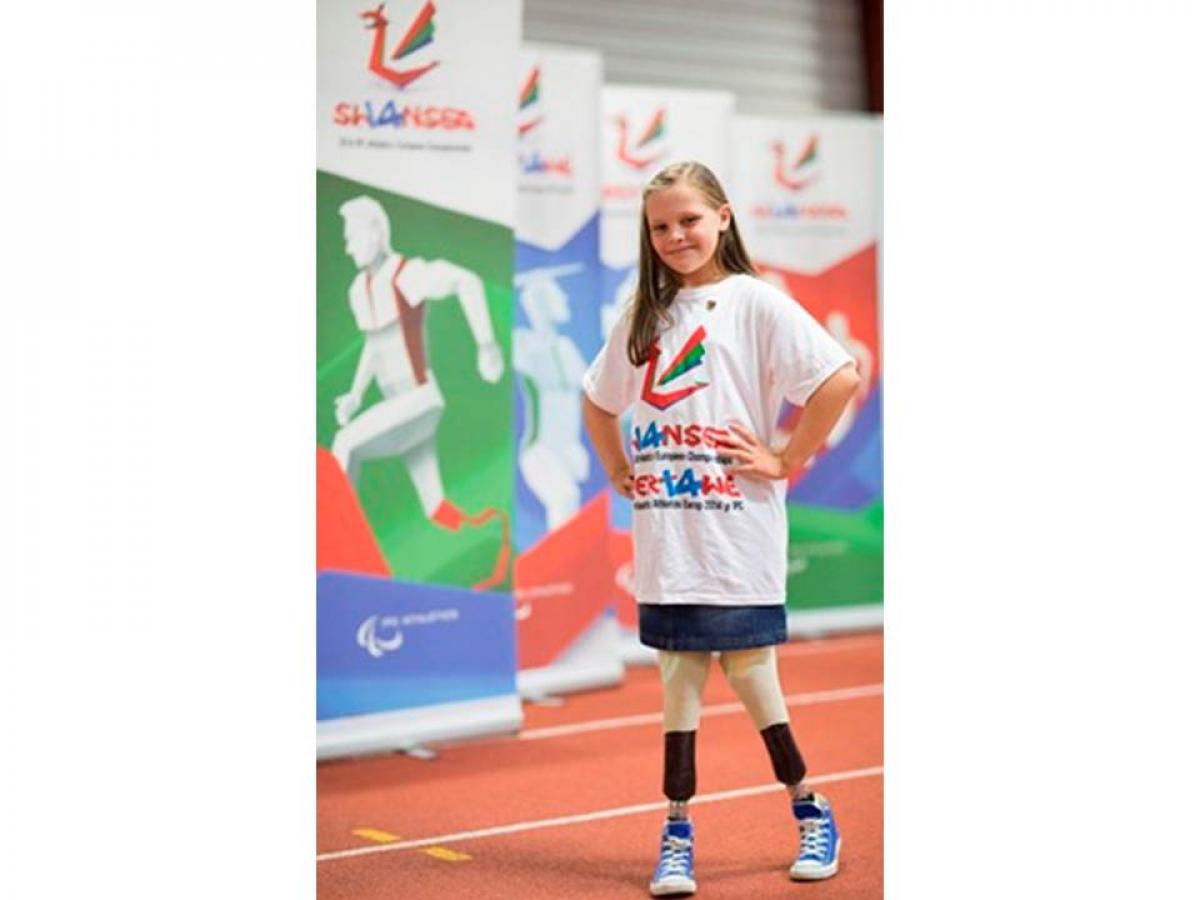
658;835;693;877
798;819;830;859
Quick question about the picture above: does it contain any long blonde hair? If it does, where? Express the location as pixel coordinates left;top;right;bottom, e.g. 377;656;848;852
626;161;757;366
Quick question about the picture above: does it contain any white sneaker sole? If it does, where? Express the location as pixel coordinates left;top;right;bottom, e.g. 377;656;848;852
789;838;841;881
649;874;697;896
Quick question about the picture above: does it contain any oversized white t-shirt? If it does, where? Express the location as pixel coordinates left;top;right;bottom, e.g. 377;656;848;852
582;273;853;607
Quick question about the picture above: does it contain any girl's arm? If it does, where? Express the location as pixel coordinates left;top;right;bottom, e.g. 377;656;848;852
582;395;635;498
724;364;862;479
777;364;862;476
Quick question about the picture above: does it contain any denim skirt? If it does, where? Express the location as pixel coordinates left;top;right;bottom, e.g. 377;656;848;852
638;603;787;652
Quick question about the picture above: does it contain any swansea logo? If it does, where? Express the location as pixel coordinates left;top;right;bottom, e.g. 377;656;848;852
771;135;819;191
360;2;440;89
613;108;667;170
641;325;710;411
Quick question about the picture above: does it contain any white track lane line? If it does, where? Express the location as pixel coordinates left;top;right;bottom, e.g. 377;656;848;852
317;764;883;863
517;682;882;742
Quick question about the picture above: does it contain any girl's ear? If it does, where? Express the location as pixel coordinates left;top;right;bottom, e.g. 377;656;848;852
718;203;732;232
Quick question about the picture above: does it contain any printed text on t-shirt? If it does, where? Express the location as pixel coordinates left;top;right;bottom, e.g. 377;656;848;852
630;421;730;452
629;420;744;513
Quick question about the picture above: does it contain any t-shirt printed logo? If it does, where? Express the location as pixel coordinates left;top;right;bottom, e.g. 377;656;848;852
641;325;710;410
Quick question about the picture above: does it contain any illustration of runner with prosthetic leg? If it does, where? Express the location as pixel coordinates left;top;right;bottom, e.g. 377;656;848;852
332;195;510;589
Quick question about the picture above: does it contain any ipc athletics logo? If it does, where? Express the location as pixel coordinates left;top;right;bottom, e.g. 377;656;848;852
772;135;819;191
641;325;710;411
360;1;439;89
356;614;405;658
614;108;668;171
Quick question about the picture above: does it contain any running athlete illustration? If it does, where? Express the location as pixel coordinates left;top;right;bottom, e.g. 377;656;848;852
332;194;509;588
513;265;590;532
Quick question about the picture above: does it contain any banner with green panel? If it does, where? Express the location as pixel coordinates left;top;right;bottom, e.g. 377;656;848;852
315;0;523;759
317;170;513;589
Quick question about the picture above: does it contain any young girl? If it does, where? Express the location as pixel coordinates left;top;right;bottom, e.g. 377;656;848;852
581;161;861;896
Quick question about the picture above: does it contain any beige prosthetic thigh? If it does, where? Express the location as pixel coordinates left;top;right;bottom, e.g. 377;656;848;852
718;646;790;730
658;646;789;731
658;651;711;732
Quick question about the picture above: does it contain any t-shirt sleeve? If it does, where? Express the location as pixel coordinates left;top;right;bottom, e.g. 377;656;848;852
582;307;639;416
763;288;855;406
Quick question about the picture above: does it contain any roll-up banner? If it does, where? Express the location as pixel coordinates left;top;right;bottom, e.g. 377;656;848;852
316;0;523;758
600;86;735;663
733;114;883;634
513;45;623;698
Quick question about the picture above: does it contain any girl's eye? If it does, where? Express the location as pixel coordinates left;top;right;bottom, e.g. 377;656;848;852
683;217;699;225
652;225;667;233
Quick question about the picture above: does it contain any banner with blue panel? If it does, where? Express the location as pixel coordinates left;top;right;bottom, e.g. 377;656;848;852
317;572;520;758
512;45;623;697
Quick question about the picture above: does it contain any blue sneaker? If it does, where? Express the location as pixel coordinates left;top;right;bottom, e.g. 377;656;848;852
649;818;696;896
789;793;841;880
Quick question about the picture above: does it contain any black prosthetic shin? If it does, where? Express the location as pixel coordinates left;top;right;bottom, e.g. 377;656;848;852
663;730;697;802
759;722;807;786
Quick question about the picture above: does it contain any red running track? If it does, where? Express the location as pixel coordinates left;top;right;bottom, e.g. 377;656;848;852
317;631;882;898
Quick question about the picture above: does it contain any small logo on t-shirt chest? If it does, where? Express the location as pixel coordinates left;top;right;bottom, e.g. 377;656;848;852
641;325;710;411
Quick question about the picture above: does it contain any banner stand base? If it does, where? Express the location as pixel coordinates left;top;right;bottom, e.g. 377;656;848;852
523;692;567;707
317;695;522;762
398;744;438;761
786;605;883;639
517;658;623;700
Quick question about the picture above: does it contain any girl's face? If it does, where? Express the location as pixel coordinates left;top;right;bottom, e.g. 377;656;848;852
644;183;731;286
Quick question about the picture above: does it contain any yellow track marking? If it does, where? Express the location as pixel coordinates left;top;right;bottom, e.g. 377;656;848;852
423;846;472;862
352;828;399;843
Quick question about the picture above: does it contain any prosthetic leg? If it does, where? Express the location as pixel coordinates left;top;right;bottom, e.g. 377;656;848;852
716;646;840;882
717;647;808;792
650;651;709;897
659;651;709;815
